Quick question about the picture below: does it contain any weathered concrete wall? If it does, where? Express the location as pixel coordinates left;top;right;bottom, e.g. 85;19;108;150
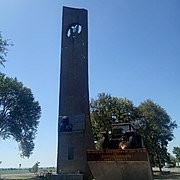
87;149;153;180
88;161;153;180
52;174;84;180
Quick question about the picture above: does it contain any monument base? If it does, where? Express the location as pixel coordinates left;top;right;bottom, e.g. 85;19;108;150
52;173;84;180
87;148;153;180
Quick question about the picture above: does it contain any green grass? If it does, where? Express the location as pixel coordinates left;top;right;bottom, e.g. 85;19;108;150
0;168;56;180
0;167;56;175
1;176;36;180
0;169;30;175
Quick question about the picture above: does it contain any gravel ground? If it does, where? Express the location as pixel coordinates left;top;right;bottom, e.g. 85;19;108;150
153;167;180;180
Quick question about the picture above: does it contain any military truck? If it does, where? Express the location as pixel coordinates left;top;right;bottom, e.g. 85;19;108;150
101;123;143;150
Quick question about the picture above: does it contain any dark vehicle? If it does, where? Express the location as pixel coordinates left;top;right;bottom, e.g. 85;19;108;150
102;123;143;150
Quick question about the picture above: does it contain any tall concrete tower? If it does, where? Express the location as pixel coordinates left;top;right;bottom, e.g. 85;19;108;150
57;6;94;178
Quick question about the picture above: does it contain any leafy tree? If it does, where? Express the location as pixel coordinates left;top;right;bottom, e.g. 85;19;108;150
173;147;180;162
90;93;116;140
29;161;40;174
114;97;138;124
170;154;177;165
0;32;13;67
138;99;177;171
0;73;41;157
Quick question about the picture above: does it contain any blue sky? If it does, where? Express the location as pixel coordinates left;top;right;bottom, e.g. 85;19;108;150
0;0;180;168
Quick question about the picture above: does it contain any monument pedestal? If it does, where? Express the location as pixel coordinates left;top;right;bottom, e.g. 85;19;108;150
87;148;153;180
53;174;84;180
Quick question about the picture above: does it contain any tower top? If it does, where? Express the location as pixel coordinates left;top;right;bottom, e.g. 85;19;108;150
63;6;87;12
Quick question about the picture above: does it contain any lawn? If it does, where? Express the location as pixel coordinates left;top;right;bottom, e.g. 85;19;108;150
0;169;30;175
0;168;56;179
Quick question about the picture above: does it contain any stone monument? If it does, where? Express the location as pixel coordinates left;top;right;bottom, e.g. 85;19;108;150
57;6;95;179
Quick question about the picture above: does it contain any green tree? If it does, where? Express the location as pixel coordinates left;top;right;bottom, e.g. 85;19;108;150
0;32;13;67
29;161;40;174
138;99;177;171
173;147;180;162
170;154;176;165
90;93;116;139
0;74;41;157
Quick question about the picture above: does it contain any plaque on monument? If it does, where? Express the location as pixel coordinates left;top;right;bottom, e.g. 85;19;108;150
69;114;85;131
87;149;148;161
59;114;85;132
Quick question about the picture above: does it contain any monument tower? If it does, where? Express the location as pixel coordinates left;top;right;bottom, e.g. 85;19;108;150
57;6;94;178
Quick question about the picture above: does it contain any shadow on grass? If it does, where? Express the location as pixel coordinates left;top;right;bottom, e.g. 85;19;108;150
154;171;180;179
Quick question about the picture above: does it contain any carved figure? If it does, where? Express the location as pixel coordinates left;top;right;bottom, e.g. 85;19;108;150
59;116;73;132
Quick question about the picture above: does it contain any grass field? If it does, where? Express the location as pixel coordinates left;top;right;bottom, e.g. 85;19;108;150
0;167;55;174
0;169;30;175
0;167;56;179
